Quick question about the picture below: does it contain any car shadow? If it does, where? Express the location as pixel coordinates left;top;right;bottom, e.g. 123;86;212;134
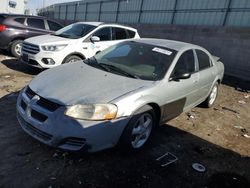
0;91;249;188
0;49;11;56
0;58;42;75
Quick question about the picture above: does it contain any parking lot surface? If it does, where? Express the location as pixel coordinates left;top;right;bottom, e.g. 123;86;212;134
0;52;250;187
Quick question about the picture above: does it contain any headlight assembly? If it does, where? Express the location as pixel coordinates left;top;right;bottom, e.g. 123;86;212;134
41;44;67;51
65;104;118;121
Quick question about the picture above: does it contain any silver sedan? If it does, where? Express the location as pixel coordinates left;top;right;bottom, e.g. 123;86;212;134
16;39;224;152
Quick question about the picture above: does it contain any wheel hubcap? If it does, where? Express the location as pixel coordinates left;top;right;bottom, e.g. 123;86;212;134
209;85;218;105
131;113;153;149
68;58;80;63
15;43;22;56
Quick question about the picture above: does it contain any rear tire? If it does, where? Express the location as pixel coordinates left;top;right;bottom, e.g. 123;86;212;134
119;105;156;152
10;40;23;58
203;82;219;108
63;55;82;64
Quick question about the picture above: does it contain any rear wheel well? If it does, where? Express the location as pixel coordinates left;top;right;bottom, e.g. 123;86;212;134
11;37;25;42
148;103;161;127
9;38;25;48
10;37;25;44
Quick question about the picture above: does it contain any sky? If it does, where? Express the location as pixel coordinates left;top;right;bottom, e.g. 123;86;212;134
26;0;78;14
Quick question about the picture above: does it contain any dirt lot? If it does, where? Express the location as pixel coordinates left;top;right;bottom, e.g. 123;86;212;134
0;52;250;188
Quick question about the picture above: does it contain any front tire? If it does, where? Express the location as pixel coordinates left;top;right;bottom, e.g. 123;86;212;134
203;82;219;108
10;40;23;58
119;105;156;151
63;55;82;64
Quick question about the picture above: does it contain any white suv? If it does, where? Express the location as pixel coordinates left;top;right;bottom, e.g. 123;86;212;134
20;22;140;68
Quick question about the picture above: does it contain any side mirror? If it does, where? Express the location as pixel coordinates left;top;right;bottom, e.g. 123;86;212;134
90;36;100;43
170;72;191;81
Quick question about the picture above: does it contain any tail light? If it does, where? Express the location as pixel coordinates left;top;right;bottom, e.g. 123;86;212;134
0;24;7;32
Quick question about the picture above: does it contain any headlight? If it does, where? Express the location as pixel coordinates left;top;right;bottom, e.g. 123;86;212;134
65;104;118;121
41;44;67;51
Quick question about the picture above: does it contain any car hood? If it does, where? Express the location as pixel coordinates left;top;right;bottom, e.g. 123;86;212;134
25;34;75;46
29;62;154;105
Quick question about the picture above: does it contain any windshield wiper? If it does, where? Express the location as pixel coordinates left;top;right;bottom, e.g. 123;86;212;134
99;63;140;79
54;33;72;38
85;57;110;72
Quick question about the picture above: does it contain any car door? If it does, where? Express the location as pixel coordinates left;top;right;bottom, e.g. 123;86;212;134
85;27;113;58
195;49;215;99
26;18;49;37
161;50;201;121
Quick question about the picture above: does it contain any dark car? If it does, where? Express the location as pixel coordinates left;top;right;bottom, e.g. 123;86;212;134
0;14;63;57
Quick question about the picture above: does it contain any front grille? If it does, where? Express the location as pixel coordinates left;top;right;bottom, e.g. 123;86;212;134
25;87;61;112
31;110;48;122
18;113;52;142
21;100;27;111
22;42;40;55
37;97;61;112
22;87;61;123
25;87;36;99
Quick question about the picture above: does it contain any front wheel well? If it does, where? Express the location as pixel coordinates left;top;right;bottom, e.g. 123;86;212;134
148;103;161;127
62;53;86;63
65;53;85;60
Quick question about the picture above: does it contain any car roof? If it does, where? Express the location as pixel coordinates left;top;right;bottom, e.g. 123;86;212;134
131;38;200;51
0;13;46;19
73;22;136;30
75;22;104;26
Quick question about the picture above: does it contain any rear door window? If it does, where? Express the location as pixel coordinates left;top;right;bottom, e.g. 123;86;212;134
14;18;25;24
27;18;45;30
93;27;111;41
196;50;211;71
127;30;136;38
47;20;62;31
112;27;128;40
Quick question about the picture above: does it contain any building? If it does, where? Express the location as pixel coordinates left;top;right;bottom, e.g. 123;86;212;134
0;0;27;14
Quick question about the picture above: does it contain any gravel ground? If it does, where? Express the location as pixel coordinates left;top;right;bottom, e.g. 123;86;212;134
0;52;250;188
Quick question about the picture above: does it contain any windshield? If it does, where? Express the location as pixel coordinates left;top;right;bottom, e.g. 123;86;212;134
54;23;96;39
90;41;177;81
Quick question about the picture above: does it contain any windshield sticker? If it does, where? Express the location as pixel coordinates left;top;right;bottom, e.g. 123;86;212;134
152;47;172;55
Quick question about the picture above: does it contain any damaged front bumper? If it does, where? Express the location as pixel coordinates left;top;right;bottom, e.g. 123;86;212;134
16;88;130;152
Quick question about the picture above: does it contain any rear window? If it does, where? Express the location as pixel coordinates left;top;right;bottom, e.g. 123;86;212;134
47;20;62;31
127;30;136;38
27;18;45;30
14;18;25;24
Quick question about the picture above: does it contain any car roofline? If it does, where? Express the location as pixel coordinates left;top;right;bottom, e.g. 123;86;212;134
126;38;202;51
0;13;47;19
99;22;137;30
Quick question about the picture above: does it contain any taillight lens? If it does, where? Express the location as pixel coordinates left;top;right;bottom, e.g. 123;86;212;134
0;24;7;32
